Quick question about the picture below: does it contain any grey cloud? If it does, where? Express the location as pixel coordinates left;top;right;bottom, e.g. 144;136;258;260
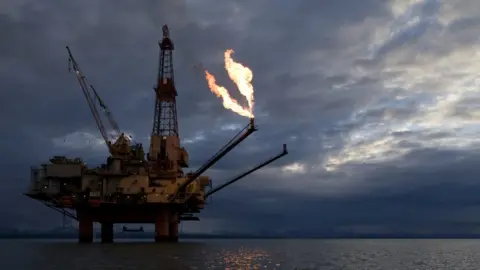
371;0;441;58
203;166;480;234
2;0;480;235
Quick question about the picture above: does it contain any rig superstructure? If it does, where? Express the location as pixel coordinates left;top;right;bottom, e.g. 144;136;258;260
24;25;288;243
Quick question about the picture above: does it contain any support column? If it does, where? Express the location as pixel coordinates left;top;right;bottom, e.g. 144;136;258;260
155;208;170;242
101;222;114;243
168;211;179;242
78;216;93;243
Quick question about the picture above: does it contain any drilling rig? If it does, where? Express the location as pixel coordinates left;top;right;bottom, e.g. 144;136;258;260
24;25;288;243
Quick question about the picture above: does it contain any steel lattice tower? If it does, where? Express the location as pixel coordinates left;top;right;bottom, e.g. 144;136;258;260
152;25;178;137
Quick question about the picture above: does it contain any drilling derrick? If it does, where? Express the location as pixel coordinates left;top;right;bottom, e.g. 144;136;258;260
148;25;189;180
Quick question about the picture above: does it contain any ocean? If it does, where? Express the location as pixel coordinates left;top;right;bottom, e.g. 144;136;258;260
1;238;479;269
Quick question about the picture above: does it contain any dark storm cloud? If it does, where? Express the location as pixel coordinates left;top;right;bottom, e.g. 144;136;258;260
202;149;480;234
2;0;480;236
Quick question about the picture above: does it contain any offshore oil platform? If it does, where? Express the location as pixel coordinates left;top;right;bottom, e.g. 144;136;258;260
24;25;288;243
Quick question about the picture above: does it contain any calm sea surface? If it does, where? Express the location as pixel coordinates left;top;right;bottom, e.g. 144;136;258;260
1;238;480;269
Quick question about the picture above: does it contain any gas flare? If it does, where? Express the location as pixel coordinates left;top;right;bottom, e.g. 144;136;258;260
204;49;254;118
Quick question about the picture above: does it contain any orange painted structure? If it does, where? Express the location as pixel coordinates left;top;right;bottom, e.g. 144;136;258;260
24;25;288;243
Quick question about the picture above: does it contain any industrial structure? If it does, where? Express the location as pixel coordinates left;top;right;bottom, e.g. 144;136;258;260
24;25;288;243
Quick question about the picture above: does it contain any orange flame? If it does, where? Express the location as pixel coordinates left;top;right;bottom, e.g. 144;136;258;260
204;49;254;118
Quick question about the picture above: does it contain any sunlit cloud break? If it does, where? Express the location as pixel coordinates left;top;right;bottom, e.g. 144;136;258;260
324;0;480;171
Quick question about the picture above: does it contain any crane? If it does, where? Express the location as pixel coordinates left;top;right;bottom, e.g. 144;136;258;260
66;46;132;158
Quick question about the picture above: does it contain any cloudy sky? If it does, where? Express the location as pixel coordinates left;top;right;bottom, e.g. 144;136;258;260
1;0;480;235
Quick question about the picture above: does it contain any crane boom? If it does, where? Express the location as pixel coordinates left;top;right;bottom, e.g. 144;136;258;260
90;84;121;136
66;46;112;152
66;46;134;158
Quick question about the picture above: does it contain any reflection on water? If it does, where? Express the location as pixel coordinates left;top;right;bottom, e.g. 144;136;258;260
1;239;285;270
205;247;280;269
2;239;480;269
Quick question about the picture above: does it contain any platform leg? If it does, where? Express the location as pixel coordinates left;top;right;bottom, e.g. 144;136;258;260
155;208;170;242
101;222;114;243
168;211;179;242
78;216;93;243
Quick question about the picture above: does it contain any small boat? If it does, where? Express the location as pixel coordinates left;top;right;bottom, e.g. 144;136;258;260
122;226;144;232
